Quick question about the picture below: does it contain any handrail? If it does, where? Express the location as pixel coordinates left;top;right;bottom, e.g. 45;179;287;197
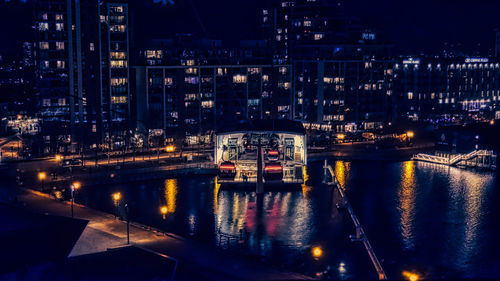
325;162;387;280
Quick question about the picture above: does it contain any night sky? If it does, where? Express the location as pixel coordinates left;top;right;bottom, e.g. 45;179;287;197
1;0;499;57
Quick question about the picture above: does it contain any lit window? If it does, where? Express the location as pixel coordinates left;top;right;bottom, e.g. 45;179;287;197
112;6;124;13
314;33;324;40
279;82;290;90
111;96;127;104
111;78;127;86
56;23;64;31
110;51;126;59
165;77;173;86
42;13;48;20
279;67;287;74
110;25;125;32
233;74;247;83
57;60;65;69
41;61;49;69
186;59;195;66
303;20;311;27
324;77;333;84
39;22;48;31
145;50;163;59
39;42;49;50
184;77;199;84
201;100;214;108
185;68;197;74
110;60;127;68
56;42;65;50
248;67;260;74
90;43;95;51
262;9;268;15
55;14;63;21
262;75;269;82
408;92;413;100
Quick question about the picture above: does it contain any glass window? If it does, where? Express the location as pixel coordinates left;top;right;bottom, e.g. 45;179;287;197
39;42;49;50
56;42;65;50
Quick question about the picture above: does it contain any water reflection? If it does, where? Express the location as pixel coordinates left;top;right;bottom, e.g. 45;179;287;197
163;178;177;215
335;161;350;188
398;161;417;250
215;189;314;257
447;166;492;271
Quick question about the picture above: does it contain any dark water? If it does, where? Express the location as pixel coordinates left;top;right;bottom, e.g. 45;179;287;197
75;160;500;280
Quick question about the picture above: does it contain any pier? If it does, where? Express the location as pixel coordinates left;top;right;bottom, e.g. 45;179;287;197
324;161;387;280
412;150;497;170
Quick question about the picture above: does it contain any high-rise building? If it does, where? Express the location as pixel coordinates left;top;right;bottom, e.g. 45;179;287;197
34;0;130;153
262;0;391;63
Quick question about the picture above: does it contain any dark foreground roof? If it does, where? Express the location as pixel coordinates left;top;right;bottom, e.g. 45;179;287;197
64;246;177;281
0;203;88;275
216;119;306;135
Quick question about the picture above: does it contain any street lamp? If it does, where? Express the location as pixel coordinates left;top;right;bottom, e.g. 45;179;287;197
113;192;121;201
402;271;420;281
38;172;47;190
70;182;81;218
111;192;129;244
160;205;168;219
406;131;414;146
311;246;323;260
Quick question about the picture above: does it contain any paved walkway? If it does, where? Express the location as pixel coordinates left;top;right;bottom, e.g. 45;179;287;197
13;189;312;281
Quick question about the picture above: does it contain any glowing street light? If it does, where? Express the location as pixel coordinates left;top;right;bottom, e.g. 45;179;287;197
55;154;63;161
311;246;323;259
160;205;168;219
38;172;47;190
112;192;130;244
113;192;121;201
402;271;420;281
165;145;175;153
70;182;81;217
406;131;414;138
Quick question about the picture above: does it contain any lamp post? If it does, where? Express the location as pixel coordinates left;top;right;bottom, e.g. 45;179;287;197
125;203;130;245
112;192;129;244
38;172;47;190
406;131;414;146
70;182;80;217
160;205;168;219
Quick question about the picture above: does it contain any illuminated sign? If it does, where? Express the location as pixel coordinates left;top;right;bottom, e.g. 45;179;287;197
465;58;489;63
402;58;420;64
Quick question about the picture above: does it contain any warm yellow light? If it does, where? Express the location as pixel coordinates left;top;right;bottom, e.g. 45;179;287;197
402;271;420;281
490;120;495;125
166;145;175;152
38;172;47;181
160;206;168;215
312;246;323;259
55;154;62;161
337;134;345;140
112;192;121;201
72;182;81;190
406;131;414;138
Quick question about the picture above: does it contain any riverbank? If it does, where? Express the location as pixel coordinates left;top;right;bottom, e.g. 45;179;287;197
4;187;312;281
308;142;435;162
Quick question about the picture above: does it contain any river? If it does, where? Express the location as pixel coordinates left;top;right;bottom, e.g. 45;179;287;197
74;160;500;279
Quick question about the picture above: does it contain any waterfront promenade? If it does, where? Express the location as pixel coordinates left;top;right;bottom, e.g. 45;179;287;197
8;188;312;281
